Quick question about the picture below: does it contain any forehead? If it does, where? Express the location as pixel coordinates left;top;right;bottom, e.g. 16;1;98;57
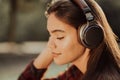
47;13;74;32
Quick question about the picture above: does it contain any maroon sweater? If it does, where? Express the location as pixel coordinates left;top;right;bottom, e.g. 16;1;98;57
18;61;83;80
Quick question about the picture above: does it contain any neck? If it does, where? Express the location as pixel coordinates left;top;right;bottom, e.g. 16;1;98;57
72;48;90;74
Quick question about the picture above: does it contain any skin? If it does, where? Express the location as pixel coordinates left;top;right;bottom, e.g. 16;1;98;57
34;13;90;73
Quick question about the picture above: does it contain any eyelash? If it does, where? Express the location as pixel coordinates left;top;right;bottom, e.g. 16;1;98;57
57;37;64;40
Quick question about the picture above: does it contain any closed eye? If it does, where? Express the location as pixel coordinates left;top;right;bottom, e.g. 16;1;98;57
57;37;64;40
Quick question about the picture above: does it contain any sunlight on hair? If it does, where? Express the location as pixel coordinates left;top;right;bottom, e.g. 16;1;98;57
89;0;120;67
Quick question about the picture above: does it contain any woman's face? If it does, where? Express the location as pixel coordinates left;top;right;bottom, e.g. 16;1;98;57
47;13;85;65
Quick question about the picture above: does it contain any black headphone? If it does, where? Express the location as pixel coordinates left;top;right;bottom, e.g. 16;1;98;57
72;0;104;49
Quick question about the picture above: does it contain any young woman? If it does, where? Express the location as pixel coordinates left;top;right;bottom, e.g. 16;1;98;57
18;0;120;80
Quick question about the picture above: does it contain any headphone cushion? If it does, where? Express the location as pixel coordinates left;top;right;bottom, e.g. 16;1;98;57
79;24;104;49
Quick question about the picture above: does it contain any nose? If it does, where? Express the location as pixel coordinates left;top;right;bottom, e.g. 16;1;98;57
48;37;56;50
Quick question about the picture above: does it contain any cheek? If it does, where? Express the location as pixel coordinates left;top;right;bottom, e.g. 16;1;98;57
54;32;86;65
62;38;81;54
59;35;84;57
56;37;76;51
54;37;85;65
61;35;80;52
62;39;75;51
55;32;81;53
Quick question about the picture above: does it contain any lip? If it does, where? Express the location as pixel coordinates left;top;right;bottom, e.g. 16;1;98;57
52;52;61;57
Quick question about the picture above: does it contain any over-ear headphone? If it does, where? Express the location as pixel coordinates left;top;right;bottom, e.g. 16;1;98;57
72;0;104;49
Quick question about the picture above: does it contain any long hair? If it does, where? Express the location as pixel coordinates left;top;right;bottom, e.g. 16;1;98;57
46;0;120;79
88;0;120;67
82;0;120;80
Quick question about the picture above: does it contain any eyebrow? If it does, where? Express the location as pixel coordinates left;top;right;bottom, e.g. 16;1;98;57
51;29;65;33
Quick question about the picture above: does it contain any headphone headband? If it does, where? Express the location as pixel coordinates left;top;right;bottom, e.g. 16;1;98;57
72;0;94;21
71;0;104;49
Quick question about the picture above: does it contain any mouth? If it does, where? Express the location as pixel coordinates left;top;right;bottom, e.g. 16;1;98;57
52;52;61;57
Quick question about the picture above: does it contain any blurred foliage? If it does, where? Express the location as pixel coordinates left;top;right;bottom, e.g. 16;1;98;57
0;0;119;42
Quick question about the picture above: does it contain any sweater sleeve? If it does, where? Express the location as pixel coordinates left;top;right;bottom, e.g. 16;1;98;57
18;61;47;80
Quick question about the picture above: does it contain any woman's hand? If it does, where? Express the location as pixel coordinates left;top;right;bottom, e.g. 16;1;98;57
33;37;55;69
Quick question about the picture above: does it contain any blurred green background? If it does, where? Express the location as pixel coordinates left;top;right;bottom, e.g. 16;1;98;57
0;0;120;42
0;0;120;80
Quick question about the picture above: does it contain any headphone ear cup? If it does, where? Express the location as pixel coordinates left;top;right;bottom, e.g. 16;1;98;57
78;23;104;49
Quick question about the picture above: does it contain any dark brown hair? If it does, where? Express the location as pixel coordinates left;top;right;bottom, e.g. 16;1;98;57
46;0;120;80
47;0;87;28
